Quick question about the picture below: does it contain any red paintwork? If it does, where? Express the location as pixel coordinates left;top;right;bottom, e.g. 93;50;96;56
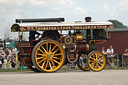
98;31;128;55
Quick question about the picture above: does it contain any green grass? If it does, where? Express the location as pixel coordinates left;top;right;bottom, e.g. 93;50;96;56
0;65;128;72
0;68;30;72
61;65;128;70
104;66;128;70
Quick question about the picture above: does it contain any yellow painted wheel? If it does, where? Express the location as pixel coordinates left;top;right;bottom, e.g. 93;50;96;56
77;54;90;71
87;51;106;71
32;40;65;72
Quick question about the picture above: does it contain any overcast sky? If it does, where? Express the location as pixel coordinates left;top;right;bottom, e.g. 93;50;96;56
0;0;128;39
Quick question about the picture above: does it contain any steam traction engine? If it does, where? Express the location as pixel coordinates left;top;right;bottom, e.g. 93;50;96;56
11;18;113;72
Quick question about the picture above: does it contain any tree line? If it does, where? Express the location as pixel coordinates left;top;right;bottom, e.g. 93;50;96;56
108;20;127;28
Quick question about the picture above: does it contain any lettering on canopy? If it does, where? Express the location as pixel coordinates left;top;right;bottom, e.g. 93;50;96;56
20;25;113;31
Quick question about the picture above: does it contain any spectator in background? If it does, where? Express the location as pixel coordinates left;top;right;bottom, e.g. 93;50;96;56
0;53;2;68
1;50;6;64
12;46;17;55
0;48;6;64
107;45;114;68
0;47;2;52
102;47;107;54
6;48;16;68
123;49;128;67
0;48;7;69
11;46;17;68
0;47;3;61
6;48;12;61
5;49;9;59
107;45;114;55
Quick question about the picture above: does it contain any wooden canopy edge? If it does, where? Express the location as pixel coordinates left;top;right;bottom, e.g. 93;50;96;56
11;22;113;32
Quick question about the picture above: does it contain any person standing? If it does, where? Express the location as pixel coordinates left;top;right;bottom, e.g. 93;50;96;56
0;53;2;69
12;46;17;54
11;46;17;68
123;49;128;67
85;17;92;44
6;48;12;61
1;50;6;63
107;45;114;68
0;48;6;65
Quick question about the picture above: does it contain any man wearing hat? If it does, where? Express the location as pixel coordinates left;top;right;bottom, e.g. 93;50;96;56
85;17;92;43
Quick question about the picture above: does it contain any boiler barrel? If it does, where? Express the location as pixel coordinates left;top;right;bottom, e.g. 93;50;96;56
77;43;97;54
77;43;89;54
16;18;65;23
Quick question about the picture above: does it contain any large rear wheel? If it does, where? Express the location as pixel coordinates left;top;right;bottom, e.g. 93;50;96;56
32;40;65;72
87;51;106;71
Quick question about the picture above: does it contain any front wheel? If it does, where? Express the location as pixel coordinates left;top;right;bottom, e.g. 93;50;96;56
87;51;106;72
32;40;65;72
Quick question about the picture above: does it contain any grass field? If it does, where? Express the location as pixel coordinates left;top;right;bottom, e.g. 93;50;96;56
0;65;128;72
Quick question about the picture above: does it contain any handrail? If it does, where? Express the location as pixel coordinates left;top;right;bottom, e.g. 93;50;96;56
121;53;128;67
106;53;119;68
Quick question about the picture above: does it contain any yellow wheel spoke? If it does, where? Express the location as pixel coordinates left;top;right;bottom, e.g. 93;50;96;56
52;56;61;60
100;61;103;63
53;48;59;54
97;54;102;59
99;57;103;60
37;57;44;60
49;43;51;52
89;60;94;63
52;59;60;64
41;46;48;54
98;62;103;66
90;56;94;60
54;53;62;56
51;45;57;52
46;42;48;52
96;63;98;68
91;62;95;67
45;60;49;69
38;48;45;54
96;63;100;69
37;53;47;56
93;55;95;59
49;61;52;69
38;58;46;64
95;53;98;60
50;59;55;66
42;61;46;67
